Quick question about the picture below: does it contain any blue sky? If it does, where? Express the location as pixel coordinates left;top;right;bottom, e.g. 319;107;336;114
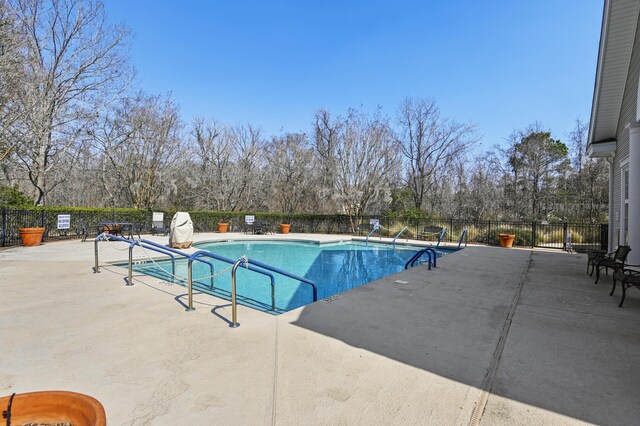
104;1;603;152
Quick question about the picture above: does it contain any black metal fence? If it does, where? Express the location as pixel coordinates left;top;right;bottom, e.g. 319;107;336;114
0;207;608;252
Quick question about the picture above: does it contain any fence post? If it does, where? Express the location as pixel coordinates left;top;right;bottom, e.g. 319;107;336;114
600;224;608;251
1;208;6;247
449;218;454;242
487;221;491;245
562;223;568;251
41;210;45;227
532;221;537;248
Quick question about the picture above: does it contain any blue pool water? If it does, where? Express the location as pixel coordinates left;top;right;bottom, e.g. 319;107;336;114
132;240;456;314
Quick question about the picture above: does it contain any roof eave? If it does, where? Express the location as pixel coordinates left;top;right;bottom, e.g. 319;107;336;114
587;139;617;158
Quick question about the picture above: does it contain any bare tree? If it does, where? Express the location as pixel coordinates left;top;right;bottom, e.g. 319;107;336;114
396;98;477;211
265;132;315;215
192;120;266;211
231;124;265;211
0;1;24;166
569;118;589;172
93;92;182;209
318;108;399;230
192;117;234;210
567;118;608;222
6;0;131;205
313;108;341;213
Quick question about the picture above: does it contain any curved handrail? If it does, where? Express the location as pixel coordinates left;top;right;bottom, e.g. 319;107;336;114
94;232;138;273
457;228;468;249
392;226;409;248
242;256;318;302
188;250;277;312
436;228;446;248
405;247;438;270
130;241;176;284
93;234;212;287
405;250;431;270
423;248;437;268
140;239;215;287
188;250;318;305
365;226;381;246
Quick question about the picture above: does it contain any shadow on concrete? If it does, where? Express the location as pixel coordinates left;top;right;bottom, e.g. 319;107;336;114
289;247;640;425
211;304;234;327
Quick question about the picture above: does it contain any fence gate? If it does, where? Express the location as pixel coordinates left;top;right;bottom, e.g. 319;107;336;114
532;222;606;252
532;222;568;250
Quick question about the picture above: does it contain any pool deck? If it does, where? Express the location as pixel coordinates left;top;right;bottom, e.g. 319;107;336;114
1;233;639;425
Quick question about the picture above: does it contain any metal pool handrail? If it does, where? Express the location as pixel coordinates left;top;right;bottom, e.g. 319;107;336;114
186;250;319;328
243;256;318;302
457;228;468;249
392;226;410;248
139;239;215;287
187;250;277;315
365;226;381;246
405;247;438;270
93;234;214;288
436;228;446;248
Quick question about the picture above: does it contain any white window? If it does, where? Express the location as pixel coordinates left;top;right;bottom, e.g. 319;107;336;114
621;165;630;245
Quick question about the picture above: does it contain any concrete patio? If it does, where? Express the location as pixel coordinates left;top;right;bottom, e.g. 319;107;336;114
1;234;638;425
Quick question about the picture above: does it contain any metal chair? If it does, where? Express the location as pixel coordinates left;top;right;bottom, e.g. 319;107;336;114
611;264;640;307
120;223;141;240
151;213;170;236
593;245;631;284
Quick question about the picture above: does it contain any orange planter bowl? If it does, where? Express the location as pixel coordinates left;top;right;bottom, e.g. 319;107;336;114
280;224;291;234
217;223;229;233
18;227;46;246
498;233;516;248
0;391;106;426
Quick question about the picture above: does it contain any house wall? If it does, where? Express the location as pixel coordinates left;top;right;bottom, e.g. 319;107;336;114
612;11;640;248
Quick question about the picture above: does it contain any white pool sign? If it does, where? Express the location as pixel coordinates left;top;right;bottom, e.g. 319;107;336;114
245;215;255;224
370;219;380;229
57;214;71;230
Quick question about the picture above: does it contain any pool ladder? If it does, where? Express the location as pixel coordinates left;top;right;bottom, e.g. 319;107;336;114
405;248;438;270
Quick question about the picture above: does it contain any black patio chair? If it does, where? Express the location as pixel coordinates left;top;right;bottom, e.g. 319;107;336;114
611;263;640;307
593;245;631;284
151;219;170;236
586;249;607;275
120;223;141;240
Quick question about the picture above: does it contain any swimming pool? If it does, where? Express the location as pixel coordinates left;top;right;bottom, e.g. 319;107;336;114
132;240;456;313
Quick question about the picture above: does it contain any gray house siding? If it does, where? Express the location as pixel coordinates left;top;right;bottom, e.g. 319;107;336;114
612;11;640;247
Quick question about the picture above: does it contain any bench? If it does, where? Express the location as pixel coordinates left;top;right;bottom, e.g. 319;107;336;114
419;225;445;241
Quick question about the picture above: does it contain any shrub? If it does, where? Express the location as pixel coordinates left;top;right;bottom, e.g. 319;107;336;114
0;185;31;207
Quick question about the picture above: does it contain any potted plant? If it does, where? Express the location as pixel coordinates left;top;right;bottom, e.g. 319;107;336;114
280;215;291;234
217;216;229;233
498;233;516;248
18;218;46;246
0;390;106;425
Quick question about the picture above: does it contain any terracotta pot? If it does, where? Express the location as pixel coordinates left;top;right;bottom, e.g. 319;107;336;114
499;233;515;248
0;391;106;426
18;227;45;246
217;223;229;233
280;224;291;234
